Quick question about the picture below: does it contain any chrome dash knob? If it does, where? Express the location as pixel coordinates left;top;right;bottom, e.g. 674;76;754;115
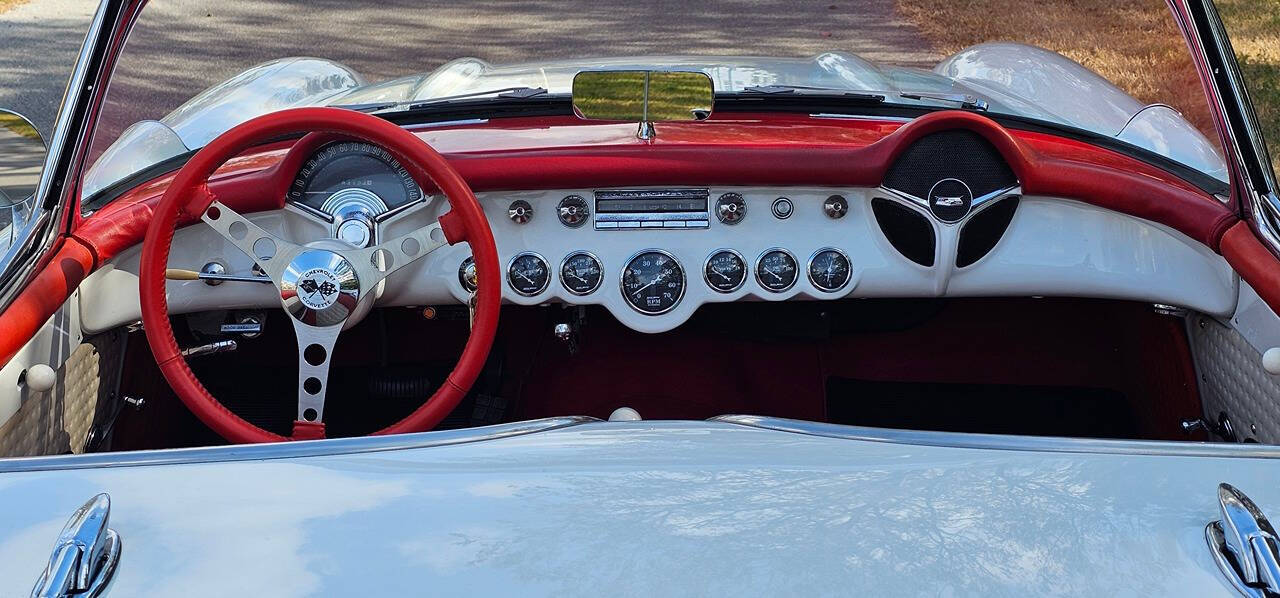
508;200;534;224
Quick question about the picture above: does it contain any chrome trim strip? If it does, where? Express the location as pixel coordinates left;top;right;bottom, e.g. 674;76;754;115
0;417;596;473
712;415;1280;459
876;184;1020;224
811;113;914;123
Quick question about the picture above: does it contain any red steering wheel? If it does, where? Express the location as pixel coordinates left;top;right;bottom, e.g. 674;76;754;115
139;107;500;443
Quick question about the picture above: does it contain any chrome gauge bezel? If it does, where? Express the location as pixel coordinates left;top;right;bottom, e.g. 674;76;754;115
806;247;853;293
559;251;604;296
506;251;551;297
755;247;799;293
620;249;686;315
703;248;747;293
458;256;477;293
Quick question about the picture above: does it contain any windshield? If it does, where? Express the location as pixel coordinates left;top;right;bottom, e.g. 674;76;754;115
82;0;1228;203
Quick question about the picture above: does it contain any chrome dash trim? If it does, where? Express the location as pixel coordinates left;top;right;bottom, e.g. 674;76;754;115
0;417;596;473
711;415;1280;459
811;113;913;123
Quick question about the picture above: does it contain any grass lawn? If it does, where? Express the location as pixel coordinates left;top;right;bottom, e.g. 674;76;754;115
896;0;1280;177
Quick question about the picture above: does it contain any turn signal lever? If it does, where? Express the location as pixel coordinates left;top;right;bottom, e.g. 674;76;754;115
165;267;270;285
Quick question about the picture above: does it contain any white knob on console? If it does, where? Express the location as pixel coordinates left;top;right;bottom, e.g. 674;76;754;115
23;363;56;392
1263;347;1280;375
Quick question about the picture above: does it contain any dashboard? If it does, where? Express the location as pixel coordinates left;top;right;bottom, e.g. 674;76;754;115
77;134;1241;336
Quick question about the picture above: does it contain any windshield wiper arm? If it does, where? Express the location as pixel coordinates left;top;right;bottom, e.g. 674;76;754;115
898;91;989;111
740;85;885;102
332;86;551;114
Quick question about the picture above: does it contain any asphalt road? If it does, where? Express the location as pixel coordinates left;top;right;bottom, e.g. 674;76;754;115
0;0;940;140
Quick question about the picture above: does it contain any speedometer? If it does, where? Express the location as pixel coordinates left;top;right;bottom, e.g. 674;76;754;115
287;141;422;212
621;250;685;315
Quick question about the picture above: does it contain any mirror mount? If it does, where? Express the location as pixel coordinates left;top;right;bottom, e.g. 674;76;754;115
572;70;714;142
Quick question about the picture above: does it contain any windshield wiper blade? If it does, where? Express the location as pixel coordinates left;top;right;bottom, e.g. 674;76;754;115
898;91;989;111
332;86;551;114
740;85;885;102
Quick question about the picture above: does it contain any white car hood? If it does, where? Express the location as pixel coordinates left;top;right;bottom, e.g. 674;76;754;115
0;417;1272;596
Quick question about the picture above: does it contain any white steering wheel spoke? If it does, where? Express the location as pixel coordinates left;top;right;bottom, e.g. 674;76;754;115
200;200;301;282
346;221;448;287
289;319;343;424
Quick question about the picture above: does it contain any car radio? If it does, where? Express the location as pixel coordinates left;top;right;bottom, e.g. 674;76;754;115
593;188;710;230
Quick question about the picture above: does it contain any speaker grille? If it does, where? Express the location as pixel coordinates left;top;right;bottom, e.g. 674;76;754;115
872;198;935;267
884;130;1016;199
956;197;1020;267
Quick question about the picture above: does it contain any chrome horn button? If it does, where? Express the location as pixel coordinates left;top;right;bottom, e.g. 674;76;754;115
280;249;360;326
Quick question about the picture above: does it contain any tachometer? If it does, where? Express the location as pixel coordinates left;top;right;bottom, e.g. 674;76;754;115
756;248;798;292
287;141;422;213
621;250;685;314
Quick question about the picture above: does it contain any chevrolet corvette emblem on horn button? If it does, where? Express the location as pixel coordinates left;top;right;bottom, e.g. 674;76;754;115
298;268;341;310
927;178;974;223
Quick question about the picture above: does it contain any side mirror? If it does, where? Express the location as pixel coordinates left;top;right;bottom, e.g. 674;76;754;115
0;109;47;208
572;70;714;140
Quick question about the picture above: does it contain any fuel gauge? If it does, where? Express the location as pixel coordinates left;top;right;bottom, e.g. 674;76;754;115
507;252;550;296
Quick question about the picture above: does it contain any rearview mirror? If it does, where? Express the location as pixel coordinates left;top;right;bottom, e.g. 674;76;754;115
572;71;713;138
0;110;46;208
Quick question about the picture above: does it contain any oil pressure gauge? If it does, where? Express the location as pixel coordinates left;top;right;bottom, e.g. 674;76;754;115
756;248;798;292
808;248;852;292
507;252;550;296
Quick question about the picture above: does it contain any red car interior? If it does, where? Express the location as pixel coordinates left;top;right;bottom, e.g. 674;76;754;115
1;106;1275;447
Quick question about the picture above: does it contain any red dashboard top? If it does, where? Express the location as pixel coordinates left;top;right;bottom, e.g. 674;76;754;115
74;110;1237;267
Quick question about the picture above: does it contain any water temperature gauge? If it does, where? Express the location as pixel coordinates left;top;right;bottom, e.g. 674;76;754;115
560;251;603;295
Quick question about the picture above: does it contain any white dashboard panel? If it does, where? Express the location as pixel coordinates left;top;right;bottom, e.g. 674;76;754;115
78;188;1237;335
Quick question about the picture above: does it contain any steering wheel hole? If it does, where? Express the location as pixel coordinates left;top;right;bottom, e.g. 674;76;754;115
303;343;327;366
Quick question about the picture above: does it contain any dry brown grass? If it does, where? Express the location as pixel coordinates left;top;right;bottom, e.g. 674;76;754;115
895;0;1216;136
896;0;1280;177
0;0;32;13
